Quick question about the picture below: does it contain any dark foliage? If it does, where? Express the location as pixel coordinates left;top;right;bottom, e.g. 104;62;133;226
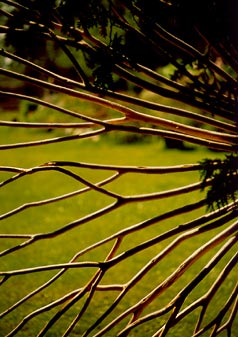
200;154;238;210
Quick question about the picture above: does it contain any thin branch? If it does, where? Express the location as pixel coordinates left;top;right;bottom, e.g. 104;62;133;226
153;237;238;337
47;27;90;86
193;283;238;337
44;160;202;174
0;120;94;128
117;238;237;336
1;50;235;133
0;200;121;257
82;213;238;337
0;128;106;150
5;288;83;337
215;294;238;336
68;200;235;263
62;238;123;337
0;90;127;127
0;69;236;146
0;261;103;277
0;171;119;220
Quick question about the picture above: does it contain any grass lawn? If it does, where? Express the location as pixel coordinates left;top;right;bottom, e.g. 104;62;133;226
0;126;236;336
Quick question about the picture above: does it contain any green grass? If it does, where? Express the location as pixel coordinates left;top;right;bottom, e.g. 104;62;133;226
0;126;236;336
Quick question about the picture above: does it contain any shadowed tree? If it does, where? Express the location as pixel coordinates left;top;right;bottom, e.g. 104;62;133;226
0;1;237;336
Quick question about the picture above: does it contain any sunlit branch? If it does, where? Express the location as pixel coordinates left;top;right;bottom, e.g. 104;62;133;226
0;128;106;150
1;50;235;132
0;90;127;127
153;237;238;337
44;160;202;173
1;69;234;146
193;283;238;337
82;213;238;337
5;288;83;337
0;261;103;277
70;200;234;262
60;238;123;337
117;240;238;336
0;171;120;220
0;201;121;258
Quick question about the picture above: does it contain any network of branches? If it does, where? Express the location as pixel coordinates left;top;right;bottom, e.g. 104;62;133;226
0;0;237;336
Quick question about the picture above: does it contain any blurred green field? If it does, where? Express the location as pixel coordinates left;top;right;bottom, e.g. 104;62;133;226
0;126;236;336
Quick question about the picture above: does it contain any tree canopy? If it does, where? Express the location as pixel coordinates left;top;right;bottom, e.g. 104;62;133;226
1;0;238;90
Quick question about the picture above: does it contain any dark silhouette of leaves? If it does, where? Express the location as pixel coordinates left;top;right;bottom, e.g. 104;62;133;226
200;154;238;210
